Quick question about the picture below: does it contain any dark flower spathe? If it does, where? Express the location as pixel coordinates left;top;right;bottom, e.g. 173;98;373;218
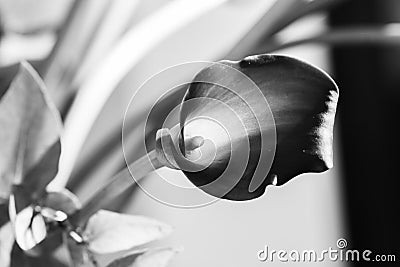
156;54;339;200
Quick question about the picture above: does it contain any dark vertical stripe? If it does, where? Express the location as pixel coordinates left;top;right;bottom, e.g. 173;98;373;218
330;1;399;265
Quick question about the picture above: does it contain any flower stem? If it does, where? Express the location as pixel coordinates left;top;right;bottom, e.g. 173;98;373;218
70;149;162;226
69;129;205;227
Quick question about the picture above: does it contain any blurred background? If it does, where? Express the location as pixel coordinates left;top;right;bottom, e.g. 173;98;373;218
0;0;398;266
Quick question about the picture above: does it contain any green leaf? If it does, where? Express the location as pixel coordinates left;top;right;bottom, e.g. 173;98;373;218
0;62;62;202
85;210;173;254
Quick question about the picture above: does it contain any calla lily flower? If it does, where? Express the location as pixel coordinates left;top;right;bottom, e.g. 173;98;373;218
155;54;338;200
76;54;338;224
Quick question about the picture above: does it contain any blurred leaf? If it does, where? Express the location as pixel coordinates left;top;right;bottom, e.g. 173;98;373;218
263;24;400;53
105;249;147;267
105;248;177;267
10;243;32;267
42;0;113;107
72;0;141;88
0;0;73;34
42;189;81;215
51;0;227;190
0;64;19;100
6;141;62;224
0;33;56;67
227;0;345;58
85;210;172;254
10;242;68;267
0;62;62;202
0;223;14;267
22;141;61;202
0;201;8;227
130;248;177;267
93;248;148;267
0;15;3;41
